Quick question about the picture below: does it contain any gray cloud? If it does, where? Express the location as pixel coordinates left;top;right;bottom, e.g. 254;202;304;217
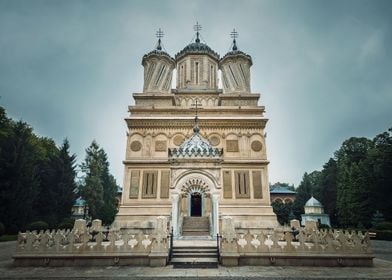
1;0;391;186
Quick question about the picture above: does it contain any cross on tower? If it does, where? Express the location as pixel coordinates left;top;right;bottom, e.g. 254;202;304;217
230;28;239;51
230;28;239;40
155;28;164;50
191;100;203;117
194;22;202;42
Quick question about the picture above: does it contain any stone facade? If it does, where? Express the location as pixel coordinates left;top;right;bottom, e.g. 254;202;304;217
114;30;278;237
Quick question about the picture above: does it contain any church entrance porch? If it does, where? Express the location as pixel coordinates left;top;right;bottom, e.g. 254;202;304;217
190;192;202;216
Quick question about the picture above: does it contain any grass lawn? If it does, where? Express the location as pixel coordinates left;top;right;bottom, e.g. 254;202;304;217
0;235;17;242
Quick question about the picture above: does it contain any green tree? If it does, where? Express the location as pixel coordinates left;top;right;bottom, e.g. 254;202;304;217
335;137;373;227
0;106;77;231
272;200;293;225
292;171;321;219
0;115;41;230
319;158;338;226
367;129;392;221
80;141;118;224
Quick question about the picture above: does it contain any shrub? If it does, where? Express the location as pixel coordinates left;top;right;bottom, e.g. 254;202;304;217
375;222;392;231
28;221;49;232
319;223;331;229
0;223;4;236
57;218;74;230
6;224;19;234
374;230;392;241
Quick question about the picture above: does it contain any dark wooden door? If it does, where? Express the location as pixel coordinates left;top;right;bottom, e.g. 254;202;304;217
191;193;202;216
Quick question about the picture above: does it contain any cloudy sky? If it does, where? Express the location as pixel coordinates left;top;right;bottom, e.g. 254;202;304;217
1;0;391;187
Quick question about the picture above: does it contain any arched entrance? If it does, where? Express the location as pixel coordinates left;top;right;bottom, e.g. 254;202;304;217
171;175;220;238
190;192;202;216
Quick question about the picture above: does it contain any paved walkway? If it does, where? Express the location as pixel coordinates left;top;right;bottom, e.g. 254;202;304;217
1;241;392;279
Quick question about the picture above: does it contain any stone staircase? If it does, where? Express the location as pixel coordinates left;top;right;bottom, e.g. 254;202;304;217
182;216;210;236
170;240;219;268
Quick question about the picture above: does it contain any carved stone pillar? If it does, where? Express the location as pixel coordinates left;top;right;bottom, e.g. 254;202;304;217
171;192;180;237
211;193;220;236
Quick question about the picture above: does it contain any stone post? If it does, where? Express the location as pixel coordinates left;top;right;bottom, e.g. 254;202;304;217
212;193;220;236
220;216;239;266
91;219;102;232
149;216;169;267
171;193;180;237
73;219;87;234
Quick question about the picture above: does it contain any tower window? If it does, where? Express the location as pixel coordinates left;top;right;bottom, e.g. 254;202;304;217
142;170;158;198
235;171;250;198
195;62;199;84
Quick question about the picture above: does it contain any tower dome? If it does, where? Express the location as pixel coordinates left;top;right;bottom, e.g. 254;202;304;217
175;23;220;91
141;29;175;93
219;29;252;94
305;196;323;207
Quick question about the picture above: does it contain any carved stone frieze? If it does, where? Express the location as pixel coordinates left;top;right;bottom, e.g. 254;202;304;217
226;140;239;152
209;135;220;146
130;141;142;152
251;140;263;152
173;135;185;146
155;140;167;151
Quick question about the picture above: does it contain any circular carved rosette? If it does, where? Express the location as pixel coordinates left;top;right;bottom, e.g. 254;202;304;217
173;135;185;146
251;140;263;152
209;135;220;146
130;141;142;152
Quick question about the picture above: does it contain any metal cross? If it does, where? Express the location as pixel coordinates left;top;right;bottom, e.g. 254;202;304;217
230;28;238;39
191;100;203;117
156;28;164;39
194;22;202;33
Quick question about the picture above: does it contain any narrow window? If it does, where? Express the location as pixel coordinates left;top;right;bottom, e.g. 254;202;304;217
235;171;250;198
195;62;199;84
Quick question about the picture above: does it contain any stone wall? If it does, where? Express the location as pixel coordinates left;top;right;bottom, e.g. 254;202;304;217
13;217;168;267
220;216;373;267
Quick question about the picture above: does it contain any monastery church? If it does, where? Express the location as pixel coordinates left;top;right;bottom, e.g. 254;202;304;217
114;25;278;238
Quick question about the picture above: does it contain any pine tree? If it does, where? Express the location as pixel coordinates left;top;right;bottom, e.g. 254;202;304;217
80;141;118;224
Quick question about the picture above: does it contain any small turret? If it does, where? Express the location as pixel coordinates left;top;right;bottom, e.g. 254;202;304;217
141;29;175;93
219;29;253;94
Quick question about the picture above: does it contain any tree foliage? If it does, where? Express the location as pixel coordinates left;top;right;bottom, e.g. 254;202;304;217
0;106;77;231
295;128;392;228
79;141;118;225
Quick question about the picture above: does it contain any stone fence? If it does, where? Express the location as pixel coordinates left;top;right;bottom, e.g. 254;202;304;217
220;216;374;266
13;217;168;267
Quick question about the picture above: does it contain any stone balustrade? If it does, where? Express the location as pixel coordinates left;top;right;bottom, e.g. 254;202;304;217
16;229;157;255
220;216;374;266
13;217;169;267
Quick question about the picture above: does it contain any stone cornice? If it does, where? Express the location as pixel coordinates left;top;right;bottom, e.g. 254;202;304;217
125;118;267;129
128;106;265;114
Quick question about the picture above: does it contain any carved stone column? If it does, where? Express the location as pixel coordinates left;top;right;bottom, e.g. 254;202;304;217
211;193;220;236
171;192;180;237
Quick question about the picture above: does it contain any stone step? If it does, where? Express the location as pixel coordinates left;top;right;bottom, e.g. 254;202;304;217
172;252;217;258
170;257;218;269
173;247;217;251
182;231;210;236
182;228;209;231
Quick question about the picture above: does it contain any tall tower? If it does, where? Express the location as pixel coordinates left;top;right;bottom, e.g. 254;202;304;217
115;26;277;236
220;29;252;93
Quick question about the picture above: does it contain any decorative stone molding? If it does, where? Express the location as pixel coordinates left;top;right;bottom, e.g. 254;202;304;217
180;177;211;197
14;218;170;267
173;135;185;146
220;217;374;266
130;141;142;152
209;135;220;146
226;140;239;152
155;140;167;152
251;140;263;152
